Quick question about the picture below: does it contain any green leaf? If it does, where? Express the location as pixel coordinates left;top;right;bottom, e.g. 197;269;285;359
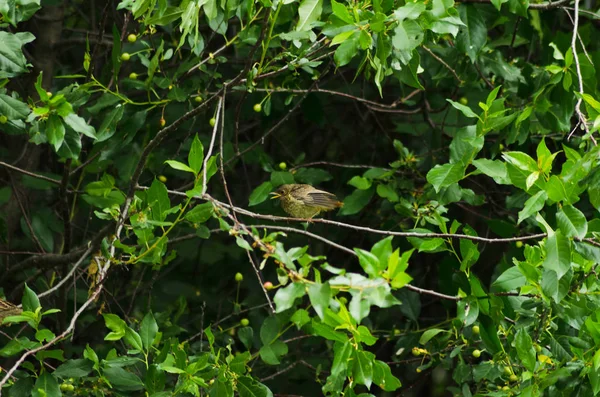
260;316;280;345
237;376;273;397
373;360;401;391
0;32;34;78
188;134;204;175
259;341;288;365
353;350;374;388
249;182;274;206
517;190;547;224
63;113;96;139
270;171;294;187
334;32;360;66
296;0;323;31
238;327;254;350
311;320;348;343
140;312;158;351
185;202;214;223
338;187;374;216
164;160;196;174
46;114;66;151
0;93;30;119
542;230;571;279
556;205;587;239
354;248;381;278
103;367;145;391
426;163;465;192
103;313;127;341
515;329;536;372
371;236;394;268
95;104;124;142
307;282;331;320
125;327;143;351
419;328;447;345
473;159;510;184
456;5;487;62
32;373;60;397
376;184;399;202
22;283;40;312
331;30;356;46
147;179;170;222
347;176;372;190
273;282;305;312
491;267;526;292
53;359;93;378
331;0;353;24
447;99;480;119
479;315;503;354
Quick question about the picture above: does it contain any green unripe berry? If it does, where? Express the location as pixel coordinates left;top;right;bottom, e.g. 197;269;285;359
412;347;421;356
516;241;523;248
235;272;243;282
121;52;131;61
253;103;262;113
129;72;138;80
503;366;512;375
240;318;249;326
472;325;480;335
338;296;348;305
194;96;203;103
502;386;510;391
209;117;216;127
535;344;542;352
0;115;7;124
509;374;518;382
472;349;481;358
279;162;287;170
499;143;505;151
67;384;75;392
60;384;69;391
459;97;468;105
127;34;137;43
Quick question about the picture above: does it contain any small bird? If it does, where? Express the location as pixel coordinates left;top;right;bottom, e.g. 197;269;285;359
270;184;343;219
0;299;22;327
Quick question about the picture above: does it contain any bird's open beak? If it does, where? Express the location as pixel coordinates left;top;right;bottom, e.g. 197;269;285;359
270;192;281;199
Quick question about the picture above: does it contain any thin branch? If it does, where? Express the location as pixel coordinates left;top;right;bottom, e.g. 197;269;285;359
202;193;549;244
405;285;459;301
566;0;597;144
202;97;223;195
251;87;422;110
458;0;571;9
252;225;356;256
36;248;93;301
422;45;462;84
0;161;61;185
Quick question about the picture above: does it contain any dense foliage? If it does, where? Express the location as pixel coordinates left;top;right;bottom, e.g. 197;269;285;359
1;0;600;395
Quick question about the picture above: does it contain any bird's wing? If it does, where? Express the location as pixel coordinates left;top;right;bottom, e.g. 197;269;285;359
305;190;342;209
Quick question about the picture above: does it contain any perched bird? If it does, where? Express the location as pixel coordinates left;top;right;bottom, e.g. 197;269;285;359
270;184;343;219
0;299;22;326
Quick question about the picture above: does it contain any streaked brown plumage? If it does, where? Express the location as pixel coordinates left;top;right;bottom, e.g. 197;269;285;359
0;299;22;326
270;184;343;218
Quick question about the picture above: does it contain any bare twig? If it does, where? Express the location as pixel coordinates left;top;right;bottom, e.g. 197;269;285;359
566;0;597;145
36;248;93;301
422;45;462;84
0;161;61;185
